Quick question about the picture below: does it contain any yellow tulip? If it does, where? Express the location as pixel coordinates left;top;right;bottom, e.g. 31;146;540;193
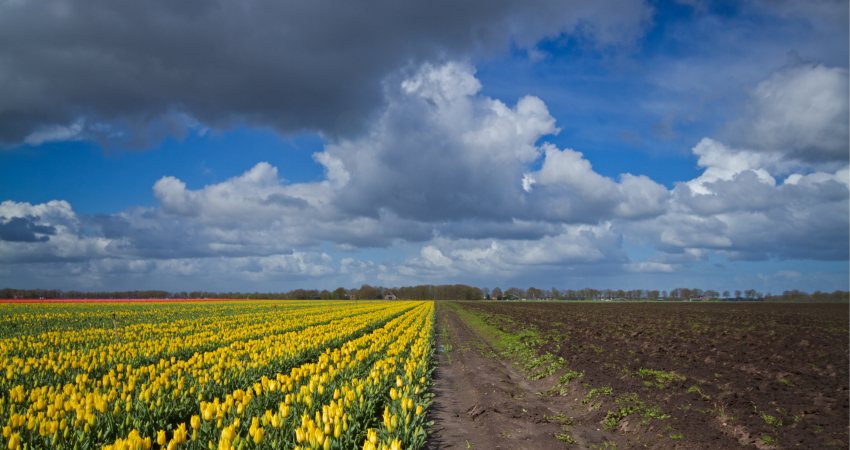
7;432;20;450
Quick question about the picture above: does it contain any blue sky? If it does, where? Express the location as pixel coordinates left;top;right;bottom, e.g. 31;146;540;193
0;0;847;293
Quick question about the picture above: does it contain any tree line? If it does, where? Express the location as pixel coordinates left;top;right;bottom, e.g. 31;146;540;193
1;285;847;302
0;284;482;301
486;287;848;302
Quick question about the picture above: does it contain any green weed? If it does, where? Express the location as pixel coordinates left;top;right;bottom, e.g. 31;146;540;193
686;384;711;400
761;413;783;427
636;368;686;388
582;386;613;411
583;386;613;405
544;413;574;425
548;370;585;396
439;322;453;363
777;377;792;386
603;393;671;430
555;431;577;444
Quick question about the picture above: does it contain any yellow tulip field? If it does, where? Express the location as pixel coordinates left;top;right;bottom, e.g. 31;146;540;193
0;300;434;450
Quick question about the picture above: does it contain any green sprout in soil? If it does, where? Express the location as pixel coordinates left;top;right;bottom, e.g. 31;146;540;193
544;413;574;425
555;431;577;444
761;413;783;427
583;386;613;411
686;385;711;401
584;386;614;400
587;344;605;354
548;370;585;396
714;404;734;424
526;352;566;380
546;413;577;444
664;424;684;440
439;322;453;363
561;370;585;384
669;432;685;440
603;393;671;431
760;434;776;446
637;368;686;388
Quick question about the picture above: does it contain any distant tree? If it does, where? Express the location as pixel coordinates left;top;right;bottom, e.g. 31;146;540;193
578;288;599;300
491;287;503;300
527;287;544;300
357;284;381;300
505;287;525;300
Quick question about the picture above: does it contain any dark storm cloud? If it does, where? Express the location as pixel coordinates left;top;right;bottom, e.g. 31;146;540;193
0;0;650;145
0;217;55;242
261;194;309;209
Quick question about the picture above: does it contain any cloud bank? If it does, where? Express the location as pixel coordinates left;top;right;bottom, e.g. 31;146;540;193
0;0;651;146
1;62;847;290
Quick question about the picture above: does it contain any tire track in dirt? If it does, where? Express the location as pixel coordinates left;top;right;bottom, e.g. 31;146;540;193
426;303;572;449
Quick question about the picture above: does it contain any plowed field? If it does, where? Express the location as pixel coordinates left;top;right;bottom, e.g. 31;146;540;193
432;302;848;449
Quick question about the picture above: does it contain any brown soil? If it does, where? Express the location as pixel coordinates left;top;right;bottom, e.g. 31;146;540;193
427;303;646;449
457;302;850;449
427;304;567;449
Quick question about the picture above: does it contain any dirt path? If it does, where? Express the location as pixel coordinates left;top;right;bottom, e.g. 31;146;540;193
425;302;766;450
426;303;570;449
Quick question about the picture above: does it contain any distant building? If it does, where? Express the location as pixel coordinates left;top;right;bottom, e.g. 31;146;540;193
383;292;397;300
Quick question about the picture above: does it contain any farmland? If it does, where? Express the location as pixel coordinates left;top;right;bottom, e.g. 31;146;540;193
430;301;849;449
2;298;847;450
0;300;434;450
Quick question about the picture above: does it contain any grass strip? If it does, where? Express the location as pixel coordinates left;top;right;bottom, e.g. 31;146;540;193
444;302;564;380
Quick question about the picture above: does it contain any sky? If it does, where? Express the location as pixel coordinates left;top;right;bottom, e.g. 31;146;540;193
0;0;848;294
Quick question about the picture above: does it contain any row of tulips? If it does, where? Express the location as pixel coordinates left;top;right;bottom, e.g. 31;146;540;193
104;301;433;450
1;302;383;392
1;301;426;449
0;301;316;339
